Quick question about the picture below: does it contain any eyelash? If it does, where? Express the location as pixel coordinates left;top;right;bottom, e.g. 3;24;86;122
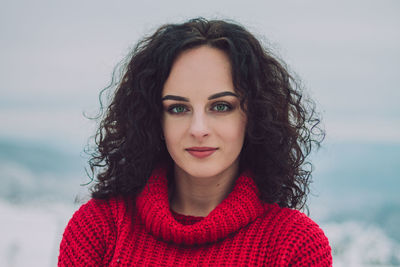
212;102;232;112
167;102;233;114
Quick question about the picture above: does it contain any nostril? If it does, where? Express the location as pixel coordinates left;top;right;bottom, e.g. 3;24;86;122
189;114;210;138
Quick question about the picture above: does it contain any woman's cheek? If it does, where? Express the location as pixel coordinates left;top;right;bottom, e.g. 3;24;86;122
163;117;187;142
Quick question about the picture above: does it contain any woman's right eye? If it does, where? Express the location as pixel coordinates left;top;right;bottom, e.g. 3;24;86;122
167;105;188;114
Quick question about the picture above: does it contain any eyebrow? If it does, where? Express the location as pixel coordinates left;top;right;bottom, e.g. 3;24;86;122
161;91;238;102
161;95;189;102
208;91;238;100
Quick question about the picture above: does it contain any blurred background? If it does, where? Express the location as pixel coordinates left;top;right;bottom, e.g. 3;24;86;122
1;0;399;266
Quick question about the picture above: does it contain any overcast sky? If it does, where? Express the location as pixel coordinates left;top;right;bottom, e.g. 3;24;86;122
1;0;399;150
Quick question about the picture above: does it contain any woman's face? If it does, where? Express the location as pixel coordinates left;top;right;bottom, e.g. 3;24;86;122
161;46;247;179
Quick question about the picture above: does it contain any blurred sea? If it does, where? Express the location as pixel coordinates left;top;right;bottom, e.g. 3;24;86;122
0;137;399;266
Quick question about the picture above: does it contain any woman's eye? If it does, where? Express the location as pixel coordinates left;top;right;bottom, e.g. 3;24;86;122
168;105;187;114
212;103;231;112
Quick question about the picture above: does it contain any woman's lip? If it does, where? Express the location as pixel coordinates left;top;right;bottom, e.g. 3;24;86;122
186;147;218;151
186;147;218;158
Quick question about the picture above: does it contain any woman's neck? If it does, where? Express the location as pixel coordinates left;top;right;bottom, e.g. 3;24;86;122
169;164;239;217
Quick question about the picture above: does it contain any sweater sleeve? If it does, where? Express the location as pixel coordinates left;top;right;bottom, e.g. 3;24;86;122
285;213;332;266
58;199;117;267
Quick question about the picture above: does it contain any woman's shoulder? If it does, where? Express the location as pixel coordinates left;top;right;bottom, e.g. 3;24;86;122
262;203;325;232
76;196;128;211
259;203;332;266
58;196;134;266
71;196;133;223
62;196;135;248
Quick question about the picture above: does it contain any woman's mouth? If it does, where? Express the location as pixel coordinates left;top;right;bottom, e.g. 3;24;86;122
186;147;218;159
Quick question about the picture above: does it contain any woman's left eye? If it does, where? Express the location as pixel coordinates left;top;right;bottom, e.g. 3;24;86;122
212;103;232;112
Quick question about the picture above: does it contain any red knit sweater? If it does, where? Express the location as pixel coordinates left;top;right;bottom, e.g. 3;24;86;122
59;168;332;266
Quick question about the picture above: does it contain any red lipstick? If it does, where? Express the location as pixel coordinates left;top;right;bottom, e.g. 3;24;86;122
186;147;218;159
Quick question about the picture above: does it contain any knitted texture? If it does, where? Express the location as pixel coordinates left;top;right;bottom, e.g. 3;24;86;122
59;168;332;266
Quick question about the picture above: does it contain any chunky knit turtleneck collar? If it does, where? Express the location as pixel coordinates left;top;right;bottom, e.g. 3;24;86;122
135;167;265;245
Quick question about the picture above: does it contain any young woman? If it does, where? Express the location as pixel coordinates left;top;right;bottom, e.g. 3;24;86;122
59;18;332;266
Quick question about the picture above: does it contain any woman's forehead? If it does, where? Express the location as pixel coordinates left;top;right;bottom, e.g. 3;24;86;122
162;46;234;99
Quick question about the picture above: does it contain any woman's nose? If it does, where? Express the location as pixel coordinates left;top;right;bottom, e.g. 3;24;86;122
189;111;210;139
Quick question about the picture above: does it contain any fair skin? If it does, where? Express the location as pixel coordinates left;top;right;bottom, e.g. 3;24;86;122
161;46;247;217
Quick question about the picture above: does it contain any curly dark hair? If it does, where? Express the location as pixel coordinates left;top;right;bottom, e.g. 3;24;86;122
88;17;324;210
